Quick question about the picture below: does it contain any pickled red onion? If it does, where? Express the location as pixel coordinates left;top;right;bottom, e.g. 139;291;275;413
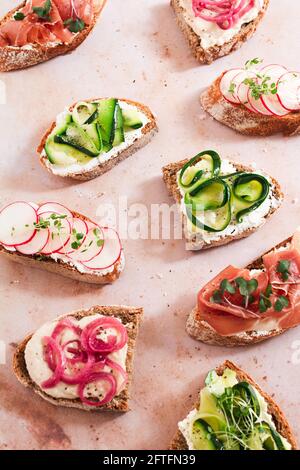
192;0;256;30
80;317;128;354
42;337;66;389
78;372;117;407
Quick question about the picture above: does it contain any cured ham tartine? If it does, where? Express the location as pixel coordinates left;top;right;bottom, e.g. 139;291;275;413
162;150;283;251
0;0;107;72
201;59;300;136
14;305;143;411
170;361;297;450
38;97;157;181
170;0;269;64
0;201;124;284
187;227;300;346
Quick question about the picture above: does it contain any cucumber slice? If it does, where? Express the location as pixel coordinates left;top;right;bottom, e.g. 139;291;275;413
55;122;100;157
122;108;143;129
232;173;270;222
72;101;97;126
113;103;125;146
53;112;72;136
82;122;103;152
191;419;222;450
179;150;221;192
247;423;285;450
45;135;92;166
199;389;226;431
97;98;117;150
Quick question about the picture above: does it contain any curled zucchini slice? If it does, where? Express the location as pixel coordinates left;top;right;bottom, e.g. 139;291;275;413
179;150;221;192
232;173;270;222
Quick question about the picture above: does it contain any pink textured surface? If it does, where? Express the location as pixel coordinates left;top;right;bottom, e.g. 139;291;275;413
0;0;300;450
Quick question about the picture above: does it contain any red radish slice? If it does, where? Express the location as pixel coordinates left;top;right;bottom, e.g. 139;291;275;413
247;89;273;116
220;69;242;104
260;64;288;79
236;71;257;113
37;202;73;221
57;218;88;255
81;228;122;271
0;201;37;247
67;222;104;263
39;211;71;255
17;228;50;255
277;72;300;111
260;93;289;117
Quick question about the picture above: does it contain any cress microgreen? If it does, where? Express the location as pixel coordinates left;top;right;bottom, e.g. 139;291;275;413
245;58;262;70
276;259;291;282
33;0;52;21
274;295;289;312
14;12;25;21
64;18;85;33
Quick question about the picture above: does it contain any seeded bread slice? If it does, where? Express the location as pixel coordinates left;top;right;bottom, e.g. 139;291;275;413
0;208;124;285
200;75;300;136
38;98;158;181
186;237;298;346
170;0;269;65
162;158;283;251
13;305;143;412
170;360;297;450
0;1;107;72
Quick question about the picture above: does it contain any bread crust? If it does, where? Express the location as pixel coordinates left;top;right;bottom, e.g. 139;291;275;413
186;237;299;346
200;75;300;136
170;0;269;64
170;360;298;450
0;1;107;72
162;158;283;251
38;98;158;181
13;305;143;412
0;208;124;285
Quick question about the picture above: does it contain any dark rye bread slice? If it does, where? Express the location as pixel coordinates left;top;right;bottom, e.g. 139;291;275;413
0;208;124;285
170;0;269;65
13;305;143;412
170;360;298;450
0;1;107;72
200;75;300;136
38;98;158;181
162;158;283;251
186;237;295;347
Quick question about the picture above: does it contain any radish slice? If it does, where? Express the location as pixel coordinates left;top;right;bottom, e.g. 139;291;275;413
260;64;288;79
39;211;71;255
0;201;37;247
68;222;104;263
247;89;273;116
17;228;50;255
220;69;242;104
236;71;257;113
81;228;121;271
277;72;300;111
260;93;289;117
57;218;88;255
37;202;73;221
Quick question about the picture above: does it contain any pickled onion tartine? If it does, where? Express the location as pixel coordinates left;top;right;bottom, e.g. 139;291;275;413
201;59;300;136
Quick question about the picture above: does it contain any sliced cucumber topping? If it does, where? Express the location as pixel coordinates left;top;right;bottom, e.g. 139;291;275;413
232;173;270;222
82;122;103;152
191;419;222;450
113;102;125;146
247;423;285;450
53;112;72;136
55;122;100;157
97;98;117;150
72;101;97;126
179;150;221;192
122;108;143;129
45;135;92;166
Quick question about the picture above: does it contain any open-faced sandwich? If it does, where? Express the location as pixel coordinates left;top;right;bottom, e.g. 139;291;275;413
170;1;269;64
0;201;123;284
187;227;300;346
201;58;300;135
13;305;143;411
0;0;107;72
162;150;283;251
170;361;297;450
38;98;157;181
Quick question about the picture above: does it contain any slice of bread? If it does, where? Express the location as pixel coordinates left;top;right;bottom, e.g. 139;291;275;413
162;158;283;251
13;305;143;412
38;98;158;181
200;75;300;136
0;1;107;72
0;208;124;285
170;360;297;450
170;0;269;64
186;237;296;346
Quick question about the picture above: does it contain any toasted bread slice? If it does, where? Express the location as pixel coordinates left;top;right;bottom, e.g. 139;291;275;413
162;158;283;251
170;0;269;64
0;1;107;72
0;208;124;285
38;98;158;181
186;237;296;346
200;75;300;136
170;360;297;450
13;305;143;412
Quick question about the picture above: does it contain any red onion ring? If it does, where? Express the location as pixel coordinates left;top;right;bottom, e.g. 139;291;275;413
42;336;66;388
78;372;117;407
192;0;255;30
106;358;128;390
80;317;128;354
